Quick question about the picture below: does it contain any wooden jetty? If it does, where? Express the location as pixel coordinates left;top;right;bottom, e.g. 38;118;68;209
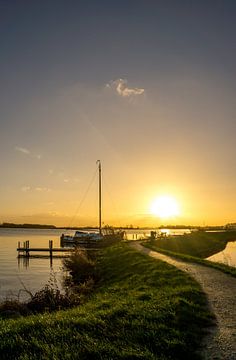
17;240;98;259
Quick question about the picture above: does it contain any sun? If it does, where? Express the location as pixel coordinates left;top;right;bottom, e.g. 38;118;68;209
150;195;180;219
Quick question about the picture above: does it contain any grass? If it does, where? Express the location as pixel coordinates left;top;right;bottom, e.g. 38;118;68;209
0;243;214;359
143;231;236;277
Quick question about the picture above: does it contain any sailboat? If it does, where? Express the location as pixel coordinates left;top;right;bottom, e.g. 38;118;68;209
60;160;103;246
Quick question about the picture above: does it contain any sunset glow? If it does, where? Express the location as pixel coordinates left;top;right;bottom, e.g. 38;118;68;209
150;196;180;219
0;2;235;228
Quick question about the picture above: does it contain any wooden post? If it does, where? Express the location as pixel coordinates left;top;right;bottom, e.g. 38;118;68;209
26;240;29;257
49;240;53;258
97;160;102;235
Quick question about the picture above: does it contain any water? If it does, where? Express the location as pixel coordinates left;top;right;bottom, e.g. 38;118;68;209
124;228;191;240
0;228;74;302
207;241;236;267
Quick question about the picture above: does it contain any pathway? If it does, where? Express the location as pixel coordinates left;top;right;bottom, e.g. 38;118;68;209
130;242;236;360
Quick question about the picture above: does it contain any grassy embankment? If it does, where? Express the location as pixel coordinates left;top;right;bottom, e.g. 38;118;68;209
0;243;213;360
143;231;236;277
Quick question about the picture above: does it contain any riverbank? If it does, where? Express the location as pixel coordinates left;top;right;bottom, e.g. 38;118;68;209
0;243;213;359
143;231;236;276
148;231;236;258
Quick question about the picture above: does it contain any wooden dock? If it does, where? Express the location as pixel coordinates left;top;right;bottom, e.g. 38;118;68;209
17;240;98;258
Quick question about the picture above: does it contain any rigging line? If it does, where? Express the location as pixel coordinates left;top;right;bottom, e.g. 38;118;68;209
67;167;98;228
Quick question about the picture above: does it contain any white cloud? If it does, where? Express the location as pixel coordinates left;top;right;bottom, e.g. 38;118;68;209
15;146;30;155
21;186;51;192
15;146;41;160
35;187;51;192
106;79;145;97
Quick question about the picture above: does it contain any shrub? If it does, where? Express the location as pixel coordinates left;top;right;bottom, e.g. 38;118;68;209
64;247;97;284
0;274;81;318
0;300;30;318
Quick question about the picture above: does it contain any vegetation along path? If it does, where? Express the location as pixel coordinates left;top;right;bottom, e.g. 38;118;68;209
130;242;236;360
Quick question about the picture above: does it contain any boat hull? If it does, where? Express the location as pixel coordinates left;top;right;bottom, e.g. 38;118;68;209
60;232;103;247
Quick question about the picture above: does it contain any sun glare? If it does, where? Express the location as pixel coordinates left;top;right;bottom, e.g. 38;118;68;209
150;195;180;219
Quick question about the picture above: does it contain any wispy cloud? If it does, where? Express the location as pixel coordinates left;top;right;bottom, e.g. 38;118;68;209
15;146;30;155
35;187;51;192
21;186;51;192
15;146;42;160
106;79;145;97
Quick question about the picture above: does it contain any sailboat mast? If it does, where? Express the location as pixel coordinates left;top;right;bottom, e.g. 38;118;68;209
97;160;102;235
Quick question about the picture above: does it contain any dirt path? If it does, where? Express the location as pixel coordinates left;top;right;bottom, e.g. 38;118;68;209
130;242;236;360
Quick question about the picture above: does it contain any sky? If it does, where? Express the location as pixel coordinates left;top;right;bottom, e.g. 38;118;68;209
0;0;236;227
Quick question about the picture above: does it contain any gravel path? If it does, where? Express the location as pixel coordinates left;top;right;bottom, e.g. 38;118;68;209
130;242;236;360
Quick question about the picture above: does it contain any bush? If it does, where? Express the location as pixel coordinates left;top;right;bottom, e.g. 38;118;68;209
64;247;97;284
0;274;81;318
0;300;30;318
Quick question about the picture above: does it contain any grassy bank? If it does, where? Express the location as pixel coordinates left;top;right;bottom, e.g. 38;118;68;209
143;231;236;277
148;231;236;258
0;243;213;359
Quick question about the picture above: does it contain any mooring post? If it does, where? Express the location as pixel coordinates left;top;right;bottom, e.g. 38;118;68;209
49;240;53;258
26;240;30;257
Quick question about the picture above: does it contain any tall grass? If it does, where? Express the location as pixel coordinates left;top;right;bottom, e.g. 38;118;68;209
0;273;81;319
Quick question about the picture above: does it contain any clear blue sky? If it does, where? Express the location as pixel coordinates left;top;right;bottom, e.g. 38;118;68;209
1;0;236;226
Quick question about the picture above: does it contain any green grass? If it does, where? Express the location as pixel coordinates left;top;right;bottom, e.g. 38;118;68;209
149;231;236;258
0;244;214;359
143;231;236;277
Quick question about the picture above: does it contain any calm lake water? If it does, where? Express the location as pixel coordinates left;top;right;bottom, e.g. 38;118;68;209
207;241;236;267
0;228;75;302
124;228;191;240
0;228;235;302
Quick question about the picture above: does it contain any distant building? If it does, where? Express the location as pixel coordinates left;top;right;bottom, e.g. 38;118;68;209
225;223;236;229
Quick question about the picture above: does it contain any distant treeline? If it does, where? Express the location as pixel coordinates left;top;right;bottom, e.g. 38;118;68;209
0;223;57;229
0;222;235;230
0;223;99;230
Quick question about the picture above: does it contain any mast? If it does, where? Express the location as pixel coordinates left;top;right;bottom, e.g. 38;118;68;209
96;160;102;235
